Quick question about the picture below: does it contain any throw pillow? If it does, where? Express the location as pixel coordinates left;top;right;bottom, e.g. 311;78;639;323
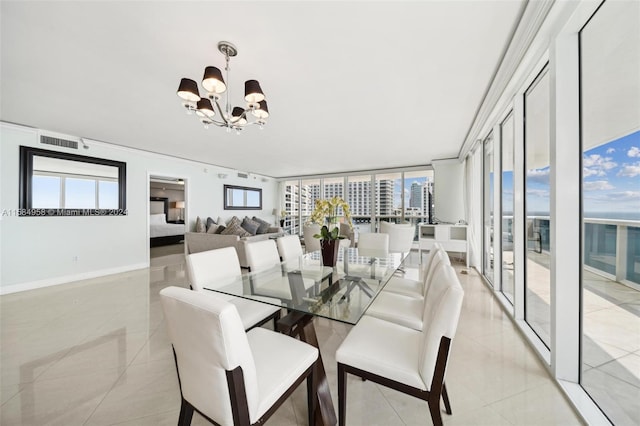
221;221;251;237
227;216;242;228
215;224;226;234
206;224;221;234
252;216;271;234
195;216;206;233
206;217;216;230
241;217;260;235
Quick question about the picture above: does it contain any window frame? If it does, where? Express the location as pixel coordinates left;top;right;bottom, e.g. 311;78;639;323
19;146;127;216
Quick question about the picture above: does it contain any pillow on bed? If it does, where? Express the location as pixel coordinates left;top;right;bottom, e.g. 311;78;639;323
150;213;166;225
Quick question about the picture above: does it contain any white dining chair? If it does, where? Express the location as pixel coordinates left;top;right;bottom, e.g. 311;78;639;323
336;264;464;426
365;249;451;331
356;232;389;255
245;240;315;301
276;235;304;261
303;223;321;253
186;247;281;331
160;286;318;426
380;221;415;253
382;243;444;299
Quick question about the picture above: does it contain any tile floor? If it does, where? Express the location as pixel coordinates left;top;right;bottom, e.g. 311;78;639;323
0;252;584;425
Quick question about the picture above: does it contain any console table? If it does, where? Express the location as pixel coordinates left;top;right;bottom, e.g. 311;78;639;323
418;223;469;267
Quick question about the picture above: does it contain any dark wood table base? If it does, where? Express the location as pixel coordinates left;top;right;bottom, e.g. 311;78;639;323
277;312;337;426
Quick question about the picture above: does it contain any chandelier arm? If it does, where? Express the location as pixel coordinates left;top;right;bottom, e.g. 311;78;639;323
212;98;230;125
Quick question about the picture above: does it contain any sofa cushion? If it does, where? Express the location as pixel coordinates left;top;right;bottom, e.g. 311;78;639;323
222;220;252;237
241;217;260;235
195;216;206;233
252;217;272;234
215;224;226;234
206;217;216;230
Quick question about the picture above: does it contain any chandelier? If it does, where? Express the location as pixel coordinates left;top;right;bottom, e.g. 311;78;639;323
176;41;269;133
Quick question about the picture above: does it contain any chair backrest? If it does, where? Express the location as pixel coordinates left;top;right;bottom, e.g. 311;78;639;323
422;243;443;275
357;232;389;251
245;239;281;273
380;221;415;253
339;223;355;247
276;235;303;261
303;223;321;253
418;265;464;390
160;286;259;425
186;247;241;292
423;248;451;296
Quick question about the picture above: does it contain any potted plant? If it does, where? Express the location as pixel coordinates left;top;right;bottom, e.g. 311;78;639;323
308;197;353;266
279;209;287;228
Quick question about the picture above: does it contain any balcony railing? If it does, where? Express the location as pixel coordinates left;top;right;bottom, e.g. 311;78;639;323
503;216;640;287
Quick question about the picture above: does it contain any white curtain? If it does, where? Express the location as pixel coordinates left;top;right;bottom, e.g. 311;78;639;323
464;147;482;268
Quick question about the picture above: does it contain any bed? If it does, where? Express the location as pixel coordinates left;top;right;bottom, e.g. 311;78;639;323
150;197;185;247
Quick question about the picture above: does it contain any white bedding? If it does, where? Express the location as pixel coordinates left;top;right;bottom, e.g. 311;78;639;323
150;223;185;238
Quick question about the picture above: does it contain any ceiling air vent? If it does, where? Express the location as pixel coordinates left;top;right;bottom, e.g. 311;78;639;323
40;135;78;149
237;172;249;179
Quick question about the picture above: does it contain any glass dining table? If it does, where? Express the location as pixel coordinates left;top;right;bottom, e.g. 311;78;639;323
203;246;408;426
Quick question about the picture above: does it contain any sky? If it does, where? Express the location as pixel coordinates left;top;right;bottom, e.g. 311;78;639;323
502;129;640;219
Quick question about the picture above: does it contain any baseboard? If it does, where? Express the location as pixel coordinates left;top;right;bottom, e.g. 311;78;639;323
0;262;149;295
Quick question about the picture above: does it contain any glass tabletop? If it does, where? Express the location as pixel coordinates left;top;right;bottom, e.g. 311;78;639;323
203;247;408;325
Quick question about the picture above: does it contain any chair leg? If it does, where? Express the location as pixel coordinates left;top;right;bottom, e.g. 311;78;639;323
178;398;194;426
428;397;443;426
442;382;452;415
272;309;281;330
338;364;347;426
307;365;317;426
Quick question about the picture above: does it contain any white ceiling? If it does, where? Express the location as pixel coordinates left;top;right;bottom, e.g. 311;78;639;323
1;1;525;178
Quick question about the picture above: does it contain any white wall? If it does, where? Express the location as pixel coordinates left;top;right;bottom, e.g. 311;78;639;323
432;159;465;224
0;123;279;294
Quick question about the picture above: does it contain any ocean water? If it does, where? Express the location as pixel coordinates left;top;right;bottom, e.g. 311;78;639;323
517;211;640;222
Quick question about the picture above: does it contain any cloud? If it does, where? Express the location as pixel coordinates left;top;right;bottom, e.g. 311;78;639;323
526;188;549;197
583;154;617;170
628;146;640;158
617;162;640;177
583;167;605;177
606;148;616;154
526;168;550;184
583;180;614;191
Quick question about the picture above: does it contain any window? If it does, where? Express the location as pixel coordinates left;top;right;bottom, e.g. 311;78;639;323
19;146;126;216
524;64;551;348
483;133;495;285
580;1;640;423
501;111;515;303
374;172;402;229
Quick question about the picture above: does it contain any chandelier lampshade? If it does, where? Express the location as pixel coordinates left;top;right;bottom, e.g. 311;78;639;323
177;78;200;102
177;41;268;133
202;66;226;94
244;80;265;104
252;100;269;119
196;98;215;119
232;107;247;125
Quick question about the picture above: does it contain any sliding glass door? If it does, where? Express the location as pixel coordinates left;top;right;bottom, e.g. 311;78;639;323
580;1;640;423
483;133;495;285
501;111;515;304
524;64;551;347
